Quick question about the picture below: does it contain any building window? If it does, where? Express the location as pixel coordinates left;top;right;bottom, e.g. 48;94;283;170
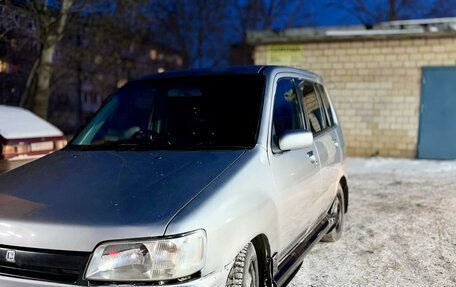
82;92;100;104
28;21;36;30
149;49;158;60
0;60;13;74
10;39;17;48
94;55;102;64
117;78;128;88
176;56;183;67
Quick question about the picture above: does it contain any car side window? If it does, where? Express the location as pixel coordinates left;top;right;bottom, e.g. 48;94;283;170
298;80;325;134
272;78;304;149
316;84;334;128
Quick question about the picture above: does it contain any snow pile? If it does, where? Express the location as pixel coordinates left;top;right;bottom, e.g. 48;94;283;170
292;157;456;287
349;157;456;175
0;105;63;139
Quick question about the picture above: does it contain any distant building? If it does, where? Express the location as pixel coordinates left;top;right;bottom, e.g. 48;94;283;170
50;14;184;134
58;44;183;133
248;18;456;159
0;3;183;134
0;3;38;106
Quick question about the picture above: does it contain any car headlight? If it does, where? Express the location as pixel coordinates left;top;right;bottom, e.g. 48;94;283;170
85;230;206;282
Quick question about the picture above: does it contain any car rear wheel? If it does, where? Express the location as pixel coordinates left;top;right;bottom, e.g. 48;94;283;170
322;184;345;242
226;242;260;287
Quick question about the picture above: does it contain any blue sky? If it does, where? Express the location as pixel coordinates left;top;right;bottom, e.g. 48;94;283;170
311;3;359;26
308;0;456;27
306;1;379;27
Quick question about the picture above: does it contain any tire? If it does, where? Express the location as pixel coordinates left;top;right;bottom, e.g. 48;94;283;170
322;184;345;242
226;242;260;287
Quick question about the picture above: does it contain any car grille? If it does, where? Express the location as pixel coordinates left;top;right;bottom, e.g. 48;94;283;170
0;245;91;285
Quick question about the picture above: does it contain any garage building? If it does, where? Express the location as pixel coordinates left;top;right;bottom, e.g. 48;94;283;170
248;18;456;159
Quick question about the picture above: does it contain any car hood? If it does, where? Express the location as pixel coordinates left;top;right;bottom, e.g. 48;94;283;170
0;149;244;251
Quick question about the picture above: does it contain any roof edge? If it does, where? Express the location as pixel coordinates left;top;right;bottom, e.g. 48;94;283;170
247;17;456;44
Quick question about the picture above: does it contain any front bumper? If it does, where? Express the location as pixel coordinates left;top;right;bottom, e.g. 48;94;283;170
0;264;232;287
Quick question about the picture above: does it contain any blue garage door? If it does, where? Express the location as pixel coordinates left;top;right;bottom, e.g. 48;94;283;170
418;67;456;159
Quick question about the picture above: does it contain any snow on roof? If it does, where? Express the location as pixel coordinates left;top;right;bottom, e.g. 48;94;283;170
0;105;63;139
325;28;424;37
383;17;456;27
247;17;456;44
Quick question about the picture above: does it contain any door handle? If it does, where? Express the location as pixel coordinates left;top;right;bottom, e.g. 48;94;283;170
307;151;318;165
332;139;339;147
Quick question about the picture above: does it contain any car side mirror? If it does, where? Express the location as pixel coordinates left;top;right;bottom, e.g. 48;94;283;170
278;130;314;151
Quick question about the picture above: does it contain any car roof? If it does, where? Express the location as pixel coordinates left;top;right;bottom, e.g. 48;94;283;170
0;105;63;140
134;65;322;83
136;65;266;81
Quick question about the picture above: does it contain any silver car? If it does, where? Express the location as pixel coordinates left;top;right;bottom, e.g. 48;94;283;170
0;66;348;287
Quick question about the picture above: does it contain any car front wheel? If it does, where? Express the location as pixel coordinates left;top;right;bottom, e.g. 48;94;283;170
226;242;260;287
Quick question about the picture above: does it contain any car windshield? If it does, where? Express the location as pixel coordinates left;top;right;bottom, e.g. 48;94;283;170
70;74;265;151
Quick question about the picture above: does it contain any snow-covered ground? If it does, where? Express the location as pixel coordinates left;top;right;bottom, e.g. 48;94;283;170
290;158;456;287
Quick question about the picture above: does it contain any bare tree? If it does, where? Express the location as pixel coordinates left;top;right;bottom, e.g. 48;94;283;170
330;0;406;26
0;1;41;105
50;0;169;128
18;0;76;120
233;0;308;38
149;0;230;68
422;0;456;18
230;0;310;64
63;0;152;84
331;0;456;27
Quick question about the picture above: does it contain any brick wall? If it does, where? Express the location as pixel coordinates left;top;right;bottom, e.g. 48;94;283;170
253;37;456;157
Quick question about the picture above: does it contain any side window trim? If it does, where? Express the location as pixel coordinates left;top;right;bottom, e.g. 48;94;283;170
313;83;329;131
315;84;335;129
272;77;307;131
270;77;307;153
292;78;311;132
292;78;308;131
296;78;327;136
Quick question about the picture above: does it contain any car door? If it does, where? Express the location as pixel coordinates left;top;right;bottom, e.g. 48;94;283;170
318;84;344;198
297;80;342;216
268;77;323;257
